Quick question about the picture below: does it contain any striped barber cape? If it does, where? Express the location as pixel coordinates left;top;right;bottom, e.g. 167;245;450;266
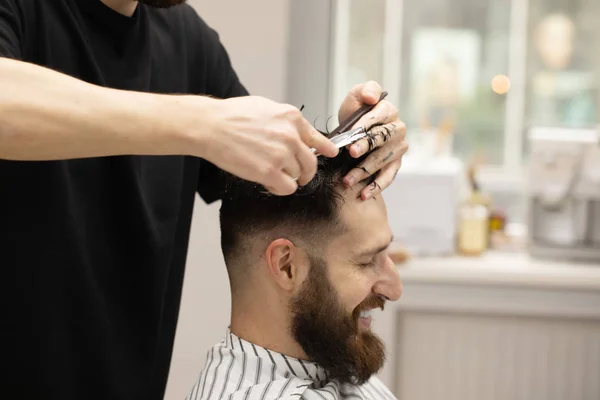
186;329;397;400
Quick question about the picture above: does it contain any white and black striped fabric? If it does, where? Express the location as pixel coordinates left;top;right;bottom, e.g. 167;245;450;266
186;329;398;400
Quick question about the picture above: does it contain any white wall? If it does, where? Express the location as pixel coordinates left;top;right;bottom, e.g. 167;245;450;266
164;1;290;399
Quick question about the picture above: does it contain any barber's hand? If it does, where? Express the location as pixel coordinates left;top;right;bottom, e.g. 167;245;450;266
337;81;408;200
203;96;339;195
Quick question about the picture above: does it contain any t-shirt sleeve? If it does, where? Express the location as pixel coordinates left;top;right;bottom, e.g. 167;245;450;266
203;26;249;100
0;0;23;59
187;8;250;203
196;159;226;204
184;6;249;99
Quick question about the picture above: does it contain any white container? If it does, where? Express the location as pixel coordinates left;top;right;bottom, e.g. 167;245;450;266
383;157;464;256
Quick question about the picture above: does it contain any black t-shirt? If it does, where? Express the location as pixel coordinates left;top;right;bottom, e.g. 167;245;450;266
0;0;248;398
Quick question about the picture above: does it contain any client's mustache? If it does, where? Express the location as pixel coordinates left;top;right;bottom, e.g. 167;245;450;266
352;296;386;319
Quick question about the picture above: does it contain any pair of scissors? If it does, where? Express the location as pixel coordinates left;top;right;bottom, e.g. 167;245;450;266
327;126;367;149
312;91;388;155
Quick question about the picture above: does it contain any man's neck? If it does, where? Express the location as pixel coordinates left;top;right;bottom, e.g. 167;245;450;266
230;292;309;361
101;0;138;17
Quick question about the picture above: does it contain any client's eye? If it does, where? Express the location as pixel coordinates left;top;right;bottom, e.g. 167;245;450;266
358;259;376;269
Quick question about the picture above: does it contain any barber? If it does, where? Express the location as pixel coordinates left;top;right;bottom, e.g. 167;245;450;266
0;0;407;399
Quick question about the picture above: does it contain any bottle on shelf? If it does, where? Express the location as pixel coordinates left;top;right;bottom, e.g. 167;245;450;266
457;163;490;256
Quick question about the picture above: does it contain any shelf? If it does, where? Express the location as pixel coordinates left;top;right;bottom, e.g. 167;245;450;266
398;251;600;291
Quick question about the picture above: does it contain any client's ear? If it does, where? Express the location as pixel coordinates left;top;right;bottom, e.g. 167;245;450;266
265;238;306;292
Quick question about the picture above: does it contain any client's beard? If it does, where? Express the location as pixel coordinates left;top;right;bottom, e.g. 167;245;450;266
290;256;386;385
137;0;186;8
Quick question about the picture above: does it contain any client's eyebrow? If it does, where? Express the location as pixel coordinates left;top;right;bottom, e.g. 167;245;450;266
354;235;394;258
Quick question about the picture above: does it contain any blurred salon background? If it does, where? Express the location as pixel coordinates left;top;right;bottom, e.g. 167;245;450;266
168;1;600;399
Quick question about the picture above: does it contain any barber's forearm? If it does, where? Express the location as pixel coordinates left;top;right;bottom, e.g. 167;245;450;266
0;58;203;160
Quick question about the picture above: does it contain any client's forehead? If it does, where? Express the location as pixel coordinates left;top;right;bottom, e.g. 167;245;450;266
331;184;392;252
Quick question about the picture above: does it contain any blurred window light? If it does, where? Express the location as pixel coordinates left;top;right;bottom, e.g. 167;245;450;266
397;0;511;167
524;1;599;161
331;0;600;224
492;74;511;95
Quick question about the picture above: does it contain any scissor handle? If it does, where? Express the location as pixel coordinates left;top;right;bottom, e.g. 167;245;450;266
327;91;388;139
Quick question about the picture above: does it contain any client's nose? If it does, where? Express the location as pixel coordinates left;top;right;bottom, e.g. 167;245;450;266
373;256;403;302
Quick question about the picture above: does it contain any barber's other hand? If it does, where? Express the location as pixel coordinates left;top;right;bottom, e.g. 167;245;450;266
201;96;339;195
337;81;408;200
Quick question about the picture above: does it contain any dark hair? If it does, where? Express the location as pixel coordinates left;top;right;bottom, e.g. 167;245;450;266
219;148;374;272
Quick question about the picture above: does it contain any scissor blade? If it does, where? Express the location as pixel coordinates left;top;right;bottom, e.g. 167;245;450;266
335;132;367;148
311;127;366;155
330;127;365;148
